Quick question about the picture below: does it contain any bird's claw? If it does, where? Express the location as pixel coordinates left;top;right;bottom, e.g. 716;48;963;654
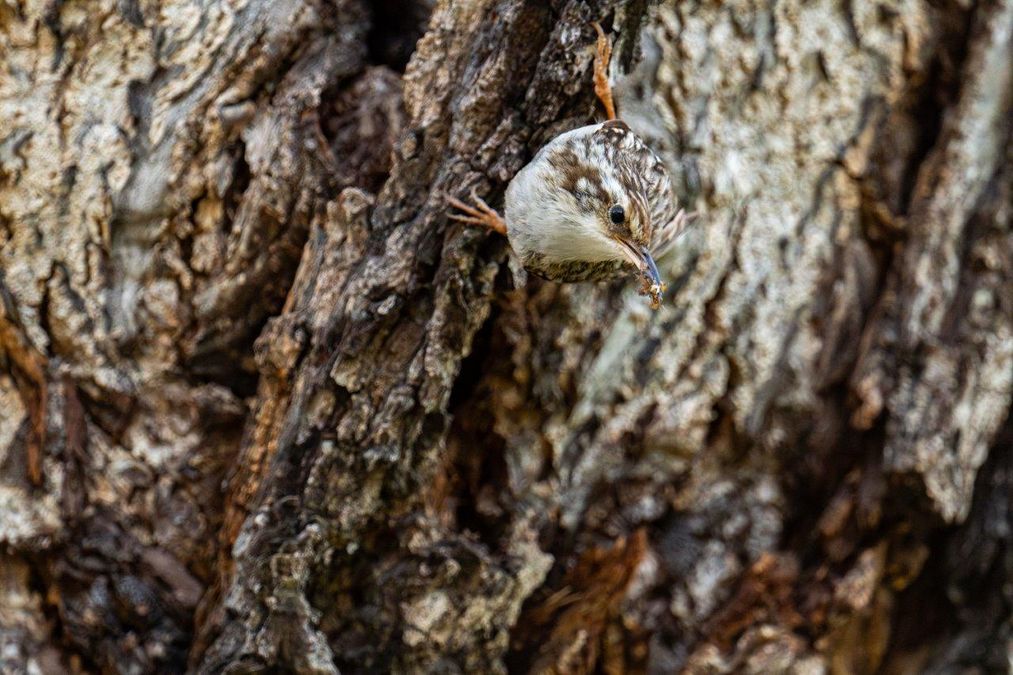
446;188;507;235
593;22;616;121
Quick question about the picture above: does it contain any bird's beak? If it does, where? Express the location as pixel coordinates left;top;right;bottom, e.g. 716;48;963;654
614;238;662;288
615;237;665;309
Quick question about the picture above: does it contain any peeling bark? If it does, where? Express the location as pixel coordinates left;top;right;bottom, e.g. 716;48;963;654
0;0;1010;673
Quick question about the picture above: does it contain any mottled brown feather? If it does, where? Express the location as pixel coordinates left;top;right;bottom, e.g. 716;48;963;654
520;120;683;283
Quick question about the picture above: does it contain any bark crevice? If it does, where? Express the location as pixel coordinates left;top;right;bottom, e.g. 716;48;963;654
1;0;1010;672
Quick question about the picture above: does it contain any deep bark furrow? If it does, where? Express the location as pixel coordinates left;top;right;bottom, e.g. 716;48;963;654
0;0;1009;672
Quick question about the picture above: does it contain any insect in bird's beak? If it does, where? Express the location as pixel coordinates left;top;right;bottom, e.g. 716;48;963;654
614;238;666;309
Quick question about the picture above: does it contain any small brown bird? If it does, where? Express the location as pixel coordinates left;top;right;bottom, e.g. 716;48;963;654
448;23;690;309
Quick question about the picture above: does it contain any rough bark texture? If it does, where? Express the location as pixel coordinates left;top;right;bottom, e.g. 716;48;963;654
1;0;1010;673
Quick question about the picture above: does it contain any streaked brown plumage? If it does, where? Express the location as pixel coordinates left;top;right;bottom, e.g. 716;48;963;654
447;23;691;309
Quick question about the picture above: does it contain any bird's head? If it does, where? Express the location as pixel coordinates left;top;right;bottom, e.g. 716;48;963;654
502;121;671;306
549;154;662;289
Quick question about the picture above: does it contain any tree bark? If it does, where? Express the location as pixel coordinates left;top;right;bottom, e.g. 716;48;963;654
1;0;1010;673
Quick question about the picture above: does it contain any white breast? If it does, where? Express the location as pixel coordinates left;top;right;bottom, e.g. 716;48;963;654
503;124;623;265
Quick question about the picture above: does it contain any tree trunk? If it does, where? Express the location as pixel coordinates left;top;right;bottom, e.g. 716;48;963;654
1;0;1010;673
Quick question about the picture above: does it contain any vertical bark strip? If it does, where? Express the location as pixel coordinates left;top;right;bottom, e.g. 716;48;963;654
198;3;659;671
0;0;1010;672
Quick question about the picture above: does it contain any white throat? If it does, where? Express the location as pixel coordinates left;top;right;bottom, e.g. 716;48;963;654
504;125;626;265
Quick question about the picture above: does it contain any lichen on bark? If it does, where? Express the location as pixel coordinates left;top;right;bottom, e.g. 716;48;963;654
0;0;1010;673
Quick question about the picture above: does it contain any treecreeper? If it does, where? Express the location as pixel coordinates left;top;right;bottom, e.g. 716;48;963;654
448;22;692;309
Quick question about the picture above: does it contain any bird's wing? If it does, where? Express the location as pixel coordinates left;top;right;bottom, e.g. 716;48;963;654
650;207;692;258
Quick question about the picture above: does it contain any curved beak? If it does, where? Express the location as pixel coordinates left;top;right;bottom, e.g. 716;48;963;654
614;238;662;288
614;237;665;309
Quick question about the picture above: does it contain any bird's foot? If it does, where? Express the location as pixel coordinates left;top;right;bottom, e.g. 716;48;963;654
593;22;616;121
446;188;507;235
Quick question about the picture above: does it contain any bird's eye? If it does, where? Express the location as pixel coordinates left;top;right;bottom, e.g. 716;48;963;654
609;204;625;224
